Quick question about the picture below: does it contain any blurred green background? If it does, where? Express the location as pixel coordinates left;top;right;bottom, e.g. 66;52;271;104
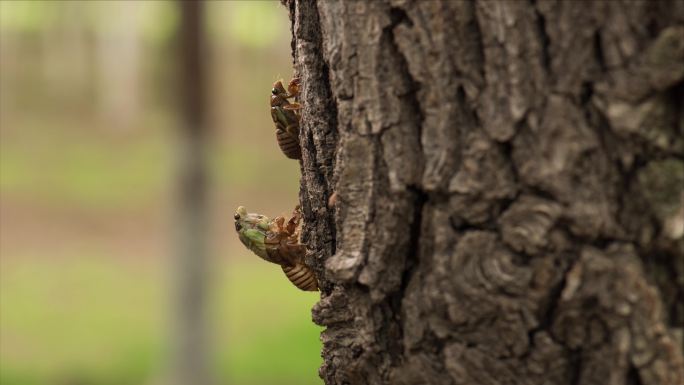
0;1;321;385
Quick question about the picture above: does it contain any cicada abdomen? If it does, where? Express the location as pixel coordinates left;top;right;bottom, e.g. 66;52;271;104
276;127;301;160
282;263;318;291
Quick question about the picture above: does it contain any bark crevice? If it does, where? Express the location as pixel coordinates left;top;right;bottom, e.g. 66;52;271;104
531;0;552;75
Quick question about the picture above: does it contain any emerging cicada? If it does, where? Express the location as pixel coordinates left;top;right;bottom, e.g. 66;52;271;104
233;205;317;291
270;78;301;160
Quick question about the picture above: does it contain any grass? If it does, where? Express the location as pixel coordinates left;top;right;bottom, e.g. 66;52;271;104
0;254;322;385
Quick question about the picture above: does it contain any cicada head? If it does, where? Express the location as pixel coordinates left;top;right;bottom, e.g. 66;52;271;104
272;80;287;95
233;206;271;260
270;80;288;107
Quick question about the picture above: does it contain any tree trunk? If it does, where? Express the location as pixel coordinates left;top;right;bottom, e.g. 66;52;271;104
172;1;211;385
284;1;684;384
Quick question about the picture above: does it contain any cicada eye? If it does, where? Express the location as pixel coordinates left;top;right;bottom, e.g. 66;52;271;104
271;88;279;95
234;213;240;220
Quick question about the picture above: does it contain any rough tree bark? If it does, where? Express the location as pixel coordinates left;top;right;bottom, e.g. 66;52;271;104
284;1;684;384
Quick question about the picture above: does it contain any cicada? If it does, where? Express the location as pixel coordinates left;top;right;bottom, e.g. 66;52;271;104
270;78;301;160
234;205;317;291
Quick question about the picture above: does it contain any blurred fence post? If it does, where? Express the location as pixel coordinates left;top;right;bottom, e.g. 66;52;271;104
172;1;211;385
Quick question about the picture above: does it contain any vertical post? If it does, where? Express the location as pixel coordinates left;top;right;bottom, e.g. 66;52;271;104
172;1;210;384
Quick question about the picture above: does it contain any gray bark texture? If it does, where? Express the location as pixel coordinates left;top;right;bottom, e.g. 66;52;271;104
283;1;684;384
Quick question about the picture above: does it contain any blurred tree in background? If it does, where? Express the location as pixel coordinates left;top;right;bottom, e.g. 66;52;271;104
0;2;321;385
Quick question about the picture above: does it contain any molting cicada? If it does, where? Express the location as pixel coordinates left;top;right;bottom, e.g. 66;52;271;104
270;78;302;160
233;205;317;291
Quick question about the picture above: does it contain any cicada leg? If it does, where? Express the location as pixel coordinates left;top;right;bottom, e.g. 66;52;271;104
283;102;301;111
286;77;301;99
286;206;301;236
272;216;286;233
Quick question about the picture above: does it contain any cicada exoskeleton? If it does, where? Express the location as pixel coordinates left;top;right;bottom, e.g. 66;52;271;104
234;205;318;291
282;264;318;291
270;78;302;160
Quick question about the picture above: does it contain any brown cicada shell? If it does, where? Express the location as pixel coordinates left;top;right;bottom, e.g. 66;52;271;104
265;206;318;291
282;263;318;291
275;128;301;160
270;78;302;160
